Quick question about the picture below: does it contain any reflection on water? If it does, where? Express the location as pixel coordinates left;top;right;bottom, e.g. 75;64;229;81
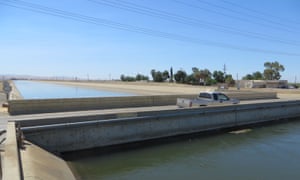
14;80;134;99
68;120;300;180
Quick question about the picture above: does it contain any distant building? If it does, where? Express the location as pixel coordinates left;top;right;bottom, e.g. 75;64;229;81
238;80;288;88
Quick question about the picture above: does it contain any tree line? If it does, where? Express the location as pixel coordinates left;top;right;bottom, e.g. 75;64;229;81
243;61;285;80
120;61;285;85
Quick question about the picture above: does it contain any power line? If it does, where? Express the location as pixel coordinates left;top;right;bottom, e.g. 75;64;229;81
87;0;300;46
1;0;300;56
174;0;299;33
195;0;299;32
219;0;300;26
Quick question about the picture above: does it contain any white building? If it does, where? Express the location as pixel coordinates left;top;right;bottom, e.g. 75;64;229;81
238;80;288;88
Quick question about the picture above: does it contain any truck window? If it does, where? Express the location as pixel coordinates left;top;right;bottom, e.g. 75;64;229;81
213;94;218;100
199;93;211;99
218;94;229;101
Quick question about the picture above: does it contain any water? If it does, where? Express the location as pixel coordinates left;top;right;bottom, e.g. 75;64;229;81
14;80;134;99
68;120;300;180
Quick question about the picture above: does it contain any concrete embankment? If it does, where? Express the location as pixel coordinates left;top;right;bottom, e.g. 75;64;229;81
8;81;23;100
8;91;277;115
2;122;75;180
18;100;300;153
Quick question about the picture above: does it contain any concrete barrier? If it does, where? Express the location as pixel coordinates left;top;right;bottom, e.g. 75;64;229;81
8;92;277;115
20;100;300;153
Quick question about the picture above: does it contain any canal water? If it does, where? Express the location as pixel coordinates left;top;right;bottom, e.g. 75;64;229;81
67;120;300;180
14;80;133;99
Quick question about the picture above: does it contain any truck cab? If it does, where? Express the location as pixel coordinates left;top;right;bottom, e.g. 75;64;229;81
198;92;230;103
177;91;239;108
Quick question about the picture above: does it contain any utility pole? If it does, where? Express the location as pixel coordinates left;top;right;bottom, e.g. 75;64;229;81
223;64;227;83
223;64;226;76
236;73;240;90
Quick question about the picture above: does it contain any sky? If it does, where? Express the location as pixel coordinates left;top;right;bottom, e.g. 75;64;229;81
1;0;300;82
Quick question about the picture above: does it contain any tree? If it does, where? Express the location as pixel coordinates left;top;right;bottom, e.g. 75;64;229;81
242;71;263;80
242;74;254;80
162;70;170;81
185;74;194;84
136;74;149;81
213;71;225;83
225;74;235;85
252;71;263;80
169;67;174;83
120;74;136;82
151;70;164;82
263;61;285;80
192;67;200;84
199;69;212;85
151;69;156;80
174;70;187;83
191;68;212;85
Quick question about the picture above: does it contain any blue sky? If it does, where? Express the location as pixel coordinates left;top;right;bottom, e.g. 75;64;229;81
1;0;300;82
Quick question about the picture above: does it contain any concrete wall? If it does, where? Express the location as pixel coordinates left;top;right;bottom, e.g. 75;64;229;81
21;100;300;153
239;80;288;88
8;92;277;115
2;122;75;180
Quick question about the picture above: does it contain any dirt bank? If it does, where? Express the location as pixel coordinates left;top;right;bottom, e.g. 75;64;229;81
39;80;299;98
39;80;215;95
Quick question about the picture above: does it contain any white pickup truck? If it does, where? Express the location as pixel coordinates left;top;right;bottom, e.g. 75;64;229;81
177;92;240;108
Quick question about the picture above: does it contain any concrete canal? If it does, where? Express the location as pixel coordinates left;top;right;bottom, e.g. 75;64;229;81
4;80;300;180
66;119;300;180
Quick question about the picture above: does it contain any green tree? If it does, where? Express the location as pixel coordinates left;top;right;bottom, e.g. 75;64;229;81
120;74;125;81
263;61;285;80
151;69;169;82
154;71;163;82
174;70;187;83
225;74;235;85
120;74;136;82
136;74;149;81
162;70;170;81
151;69;156;80
169;67;174;83
191;68;211;85
242;74;254;80
252;71;264;80
242;71;263;80
213;71;225;83
199;69;212;85
185;74;194;84
192;67;200;84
